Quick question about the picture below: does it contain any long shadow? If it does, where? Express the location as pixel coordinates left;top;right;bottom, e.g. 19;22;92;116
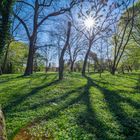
91;78;136;90
0;82;33;110
28;86;86;123
87;77;140;109
16;86;84;112
9;85;86;139
3;78;59;113
75;76;113;140
18;79;111;139
0;73;54;84
115;72;139;81
15;75;133;140
0;75;22;84
5;73;140;139
135;74;140;92
85;76;140;139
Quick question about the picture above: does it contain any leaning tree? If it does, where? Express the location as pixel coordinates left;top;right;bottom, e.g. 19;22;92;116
14;0;82;76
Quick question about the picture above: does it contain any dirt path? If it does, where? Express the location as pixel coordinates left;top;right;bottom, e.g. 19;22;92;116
13;128;32;140
13;126;53;140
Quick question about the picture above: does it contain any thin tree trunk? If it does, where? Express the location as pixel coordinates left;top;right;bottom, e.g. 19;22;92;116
111;67;116;75
129;66;132;72
82;39;92;76
0;54;3;75
0;67;2;75
24;41;34;76
87;62;89;73
24;0;38;76
45;59;48;72
70;61;74;72
2;42;11;73
59;22;71;80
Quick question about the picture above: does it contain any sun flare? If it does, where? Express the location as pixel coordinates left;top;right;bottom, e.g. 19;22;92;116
84;17;95;29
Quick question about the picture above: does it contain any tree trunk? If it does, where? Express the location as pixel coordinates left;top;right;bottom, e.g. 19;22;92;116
59;59;65;80
121;66;125;74
88;62;90;73
111;67;116;75
2;43;10;73
0;67;2;75
129;66;132;72
82;39;92;76
59;22;71;80
0;54;3;75
0;0;13;56
0;109;7;140
24;41;34;76
70;61;74;72
45;59;48;72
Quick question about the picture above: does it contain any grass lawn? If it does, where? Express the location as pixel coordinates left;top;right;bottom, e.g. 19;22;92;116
0;72;140;140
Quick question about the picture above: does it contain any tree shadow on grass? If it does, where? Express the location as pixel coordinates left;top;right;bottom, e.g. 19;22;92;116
17;75;139;140
3;76;58;113
4;73;140;140
90;78;136;90
26;77;113;140
134;74;140;93
16;86;84;113
75;77;115;140
84;76;140;140
28;86;86;123
10;85;86;139
0;73;56;85
115;72;140;81
0;74;22;84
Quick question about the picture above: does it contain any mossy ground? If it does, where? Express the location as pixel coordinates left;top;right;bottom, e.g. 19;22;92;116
0;72;140;140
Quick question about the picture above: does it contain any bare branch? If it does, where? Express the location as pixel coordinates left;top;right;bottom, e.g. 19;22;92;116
13;12;31;40
37;1;77;28
17;0;35;9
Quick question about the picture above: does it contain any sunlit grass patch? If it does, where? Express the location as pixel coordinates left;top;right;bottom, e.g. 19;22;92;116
0;72;140;140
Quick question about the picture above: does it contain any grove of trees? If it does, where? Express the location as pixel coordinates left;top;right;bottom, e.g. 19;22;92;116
0;1;140;140
0;0;140;78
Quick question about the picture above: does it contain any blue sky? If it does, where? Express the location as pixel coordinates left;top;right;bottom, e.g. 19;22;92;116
13;0;136;66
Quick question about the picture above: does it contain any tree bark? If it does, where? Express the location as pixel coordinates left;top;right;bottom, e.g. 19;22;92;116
2;42;11;73
0;109;7;140
45;59;48;72
70;61;74;72
82;39;92;76
24;0;38;76
88;61;90;73
0;67;2;75
24;41;34;76
0;0;13;56
111;67;116;75
59;22;71;80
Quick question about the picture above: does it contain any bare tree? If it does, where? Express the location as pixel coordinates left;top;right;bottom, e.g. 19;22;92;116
67;29;84;72
13;0;80;76
59;22;71;80
88;51;98;72
73;0;118;76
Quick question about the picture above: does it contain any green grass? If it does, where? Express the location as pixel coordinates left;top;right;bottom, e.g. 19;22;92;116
0;72;140;140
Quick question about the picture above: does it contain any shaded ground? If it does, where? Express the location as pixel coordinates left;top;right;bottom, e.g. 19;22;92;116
0;72;140;140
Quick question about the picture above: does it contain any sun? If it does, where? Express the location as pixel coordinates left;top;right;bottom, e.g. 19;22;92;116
84;17;95;29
